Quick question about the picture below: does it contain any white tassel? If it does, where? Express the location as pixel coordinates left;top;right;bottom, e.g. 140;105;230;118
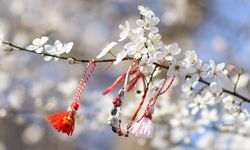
130;117;153;138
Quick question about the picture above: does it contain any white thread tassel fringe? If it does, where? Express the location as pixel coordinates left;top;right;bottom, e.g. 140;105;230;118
130;117;153;138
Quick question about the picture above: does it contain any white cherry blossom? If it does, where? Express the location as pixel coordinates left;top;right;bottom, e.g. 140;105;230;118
222;95;234;110
206;82;222;104
189;95;207;115
190;59;210;81
157;43;181;61
44;40;73;61
148;33;162;50
182;50;198;67
129;27;144;42
26;36;49;53
139;55;155;75
138;5;151;16
118;21;130;42
167;59;186;77
125;37;147;59
209;60;226;77
137;6;159;33
181;78;198;97
136;18;159;33
232;106;249;121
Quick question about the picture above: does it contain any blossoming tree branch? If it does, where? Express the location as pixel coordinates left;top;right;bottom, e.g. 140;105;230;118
0;6;249;138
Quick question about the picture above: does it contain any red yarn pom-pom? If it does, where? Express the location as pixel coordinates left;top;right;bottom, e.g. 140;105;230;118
48;111;75;136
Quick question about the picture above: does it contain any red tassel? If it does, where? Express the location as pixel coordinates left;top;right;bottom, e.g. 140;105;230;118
48;59;96;136
48;111;75;136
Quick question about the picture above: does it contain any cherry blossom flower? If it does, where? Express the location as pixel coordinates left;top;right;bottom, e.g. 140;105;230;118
156;43;181;61
222;95;234;110
206;82;222;104
148;33;162;50
139;55;155;75
128;27;145;42
96;42;117;59
189;59;210;81
167;59;186;76
209;60;225;77
26;36;49;53
188;95;207;115
124;27;146;58
138;5;151;16
232;106;249;121
136;6;159;33
125;37;147;59
118;21;130;42
181;78;198;97
44;40;73;61
182;50;198;67
136;18;159;33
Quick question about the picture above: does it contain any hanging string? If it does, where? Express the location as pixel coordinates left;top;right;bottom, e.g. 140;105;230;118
72;59;96;109
48;59;96;136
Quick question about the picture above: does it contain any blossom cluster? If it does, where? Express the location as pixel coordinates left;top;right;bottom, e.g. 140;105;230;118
0;3;250;149
26;36;73;61
97;5;250;139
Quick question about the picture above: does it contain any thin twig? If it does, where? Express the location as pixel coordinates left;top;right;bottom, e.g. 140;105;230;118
147;66;158;87
2;41;130;63
233;68;244;92
2;41;250;103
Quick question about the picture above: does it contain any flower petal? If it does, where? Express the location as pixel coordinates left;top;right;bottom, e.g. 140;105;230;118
26;45;38;50
114;50;126;64
63;42;73;53
96;42;117;59
35;47;43;53
40;36;49;45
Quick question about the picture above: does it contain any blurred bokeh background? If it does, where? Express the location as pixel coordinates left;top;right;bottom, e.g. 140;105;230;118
0;0;250;149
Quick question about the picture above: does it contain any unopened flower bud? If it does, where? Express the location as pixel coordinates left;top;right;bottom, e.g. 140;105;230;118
67;57;75;64
227;64;236;73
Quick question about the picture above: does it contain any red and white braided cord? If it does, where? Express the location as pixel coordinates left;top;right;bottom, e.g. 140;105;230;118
74;59;96;104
